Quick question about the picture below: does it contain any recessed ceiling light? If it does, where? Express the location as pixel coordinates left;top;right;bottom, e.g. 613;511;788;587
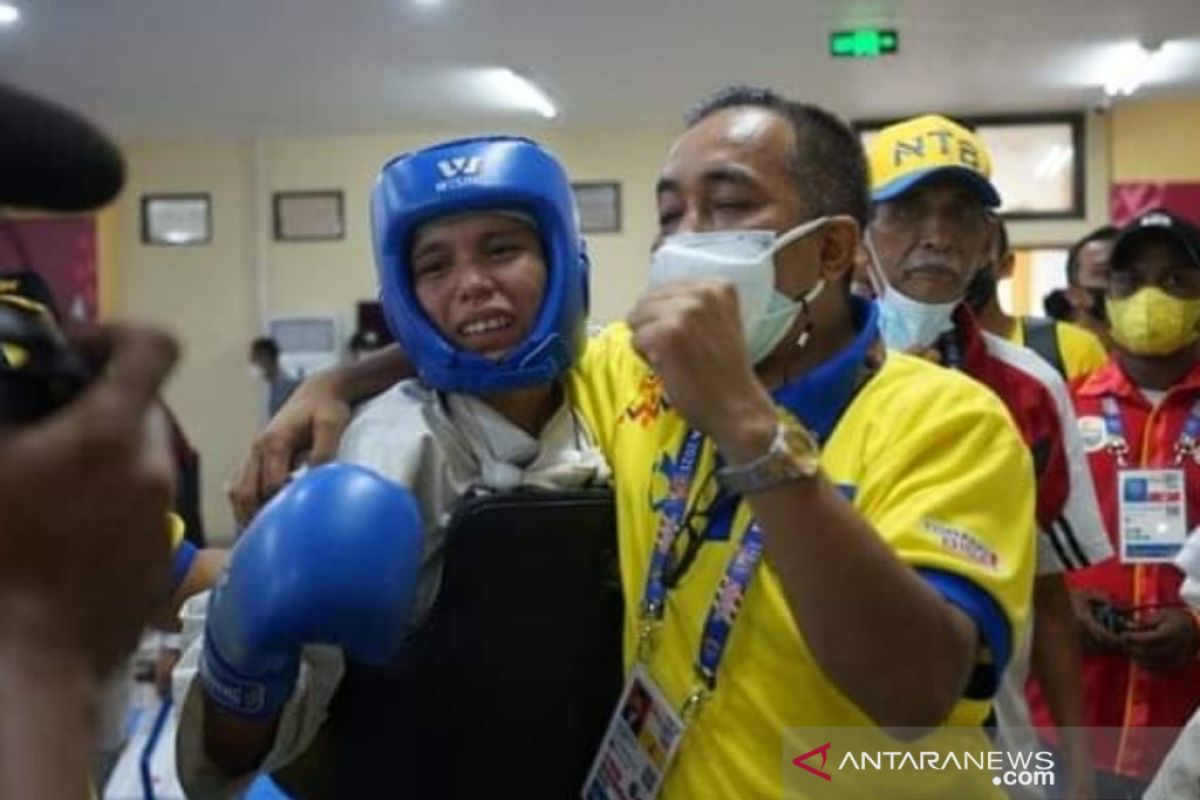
484;68;558;119
1103;41;1162;97
412;0;444;9
0;3;21;26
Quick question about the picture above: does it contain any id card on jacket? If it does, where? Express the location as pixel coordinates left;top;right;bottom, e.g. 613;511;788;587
1119;468;1188;562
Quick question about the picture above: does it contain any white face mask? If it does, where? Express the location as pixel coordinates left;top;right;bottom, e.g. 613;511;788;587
863;233;958;351
648;217;828;364
248;364;267;382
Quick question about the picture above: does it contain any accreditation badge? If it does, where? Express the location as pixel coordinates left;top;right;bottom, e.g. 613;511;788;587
1118;468;1188;563
581;665;686;800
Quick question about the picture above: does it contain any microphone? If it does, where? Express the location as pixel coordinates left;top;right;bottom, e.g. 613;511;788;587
0;82;126;212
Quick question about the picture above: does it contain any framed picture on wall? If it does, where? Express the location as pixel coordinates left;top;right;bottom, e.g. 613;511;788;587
854;113;1086;220
572;182;622;234
141;193;212;246
273;190;345;241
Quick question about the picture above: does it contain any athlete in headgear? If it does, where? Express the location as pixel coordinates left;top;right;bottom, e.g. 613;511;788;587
180;136;610;798
374;134;589;393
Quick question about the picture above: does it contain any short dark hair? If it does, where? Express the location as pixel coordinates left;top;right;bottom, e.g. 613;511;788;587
1066;225;1118;285
250;336;279;360
684;86;870;227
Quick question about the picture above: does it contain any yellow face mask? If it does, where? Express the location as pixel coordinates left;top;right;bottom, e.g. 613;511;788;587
1108;286;1200;356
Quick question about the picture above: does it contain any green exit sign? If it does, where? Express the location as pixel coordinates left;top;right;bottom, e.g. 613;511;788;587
830;28;899;59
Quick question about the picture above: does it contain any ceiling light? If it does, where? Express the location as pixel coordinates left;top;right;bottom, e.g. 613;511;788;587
483;68;558;119
1051;38;1200;97
411;0;444;9
0;3;21;26
1102;41;1162;98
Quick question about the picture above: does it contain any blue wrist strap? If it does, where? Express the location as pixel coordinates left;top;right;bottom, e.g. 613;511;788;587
200;629;298;720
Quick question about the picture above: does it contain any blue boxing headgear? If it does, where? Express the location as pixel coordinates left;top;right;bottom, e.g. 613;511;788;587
371;136;589;393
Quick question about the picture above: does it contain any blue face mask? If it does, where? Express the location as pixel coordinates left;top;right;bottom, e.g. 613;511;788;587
648;218;828;364
863;234;957;351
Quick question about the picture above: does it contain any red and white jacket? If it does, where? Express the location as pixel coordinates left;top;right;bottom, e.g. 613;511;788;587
940;307;1112;574
1030;357;1200;779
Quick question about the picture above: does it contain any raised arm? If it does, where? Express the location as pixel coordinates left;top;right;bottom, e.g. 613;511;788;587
229;344;413;524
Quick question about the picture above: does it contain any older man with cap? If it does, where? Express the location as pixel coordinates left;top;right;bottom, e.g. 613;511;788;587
1035;209;1200;799
863;114;1114;800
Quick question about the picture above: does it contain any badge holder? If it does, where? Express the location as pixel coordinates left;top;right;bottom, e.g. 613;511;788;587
1118;469;1188;563
583;430;764;800
1104;396;1195;563
580;661;690;800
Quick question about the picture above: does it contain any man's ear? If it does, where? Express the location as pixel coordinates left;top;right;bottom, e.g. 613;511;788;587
977;218;997;275
818;216;862;284
997;251;1017;282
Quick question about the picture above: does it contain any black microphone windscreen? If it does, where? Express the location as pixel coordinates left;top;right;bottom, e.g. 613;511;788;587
0;82;126;212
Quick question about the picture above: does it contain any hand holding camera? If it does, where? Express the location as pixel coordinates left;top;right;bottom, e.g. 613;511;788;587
1073;589;1200;668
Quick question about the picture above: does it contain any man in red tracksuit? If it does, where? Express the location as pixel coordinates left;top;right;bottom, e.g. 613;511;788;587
1034;209;1200;798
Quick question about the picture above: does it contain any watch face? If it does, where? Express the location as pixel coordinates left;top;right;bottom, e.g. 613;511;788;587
781;419;818;454
779;419;820;476
717;417;821;494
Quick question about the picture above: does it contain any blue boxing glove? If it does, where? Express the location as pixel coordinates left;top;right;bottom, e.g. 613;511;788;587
201;463;423;719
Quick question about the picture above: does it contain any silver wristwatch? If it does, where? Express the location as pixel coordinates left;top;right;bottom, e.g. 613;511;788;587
716;415;820;495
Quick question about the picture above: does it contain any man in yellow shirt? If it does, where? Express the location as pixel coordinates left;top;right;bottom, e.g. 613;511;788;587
572;87;1036;799
968;216;1108;383
233;86;1038;799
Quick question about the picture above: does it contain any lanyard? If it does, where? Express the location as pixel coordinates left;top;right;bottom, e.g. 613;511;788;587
1102;395;1200;468
695;521;764;687
638;428;766;720
642;428;706;622
636;297;882;719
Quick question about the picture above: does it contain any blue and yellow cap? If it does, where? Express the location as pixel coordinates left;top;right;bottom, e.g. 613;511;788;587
868;114;1001;208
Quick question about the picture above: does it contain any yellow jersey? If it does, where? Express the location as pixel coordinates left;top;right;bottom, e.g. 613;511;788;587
568;321;1036;800
1007;317;1108;383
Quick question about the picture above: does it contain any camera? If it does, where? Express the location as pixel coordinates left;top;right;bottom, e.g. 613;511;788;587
1091;600;1132;636
0;303;91;424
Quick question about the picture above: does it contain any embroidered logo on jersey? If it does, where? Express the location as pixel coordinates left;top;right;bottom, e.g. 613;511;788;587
626;374;665;426
1077;416;1108;453
921;518;999;570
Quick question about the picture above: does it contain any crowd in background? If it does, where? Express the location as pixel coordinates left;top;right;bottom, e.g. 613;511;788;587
9;77;1200;800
